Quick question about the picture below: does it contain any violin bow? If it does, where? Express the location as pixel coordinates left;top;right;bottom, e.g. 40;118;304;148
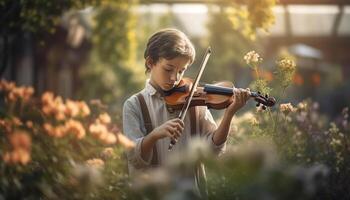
168;46;212;150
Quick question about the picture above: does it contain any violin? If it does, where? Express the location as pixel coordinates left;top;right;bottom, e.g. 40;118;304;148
164;77;276;111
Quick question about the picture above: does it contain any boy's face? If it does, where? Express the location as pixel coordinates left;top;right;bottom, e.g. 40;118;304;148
148;56;190;91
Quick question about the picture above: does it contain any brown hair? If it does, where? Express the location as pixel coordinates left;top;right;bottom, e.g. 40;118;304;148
144;28;195;73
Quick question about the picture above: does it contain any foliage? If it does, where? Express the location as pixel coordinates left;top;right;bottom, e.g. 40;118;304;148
0;0;99;34
223;0;276;40
78;0;144;112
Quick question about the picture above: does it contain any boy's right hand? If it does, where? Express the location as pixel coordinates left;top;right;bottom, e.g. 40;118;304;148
150;118;184;141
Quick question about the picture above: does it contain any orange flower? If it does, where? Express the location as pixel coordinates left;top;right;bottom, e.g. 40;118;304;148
12;117;23;126
43;123;54;136
293;73;304;86
65;119;85;139
3;148;31;165
8;130;32;150
86;158;105;169
3;152;11;164
89;122;108;138
41;92;54;105
98;113;111;125
14;148;31;165
43;123;66;138
22;87;34;102
311;73;321;86
0;80;15;92
65;99;80;117
53;125;67;138
26;121;33;129
103;133;117;144
78;101;90;117
117;133;135;150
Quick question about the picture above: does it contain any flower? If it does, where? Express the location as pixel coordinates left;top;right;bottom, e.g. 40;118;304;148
3;148;31;165
26;121;33;129
279;103;297;115
86;158;105;169
8;130;32;150
89;122;108;138
117;133;135;150
277;59;296;72
65;119;86;139
43;123;67;138
65;99;80;117
77;101;90;117
41;92;54;105
101;147;114;159
98;113;111;125
104;133;117;144
244;51;262;66
297;102;308;111
0;79;15;91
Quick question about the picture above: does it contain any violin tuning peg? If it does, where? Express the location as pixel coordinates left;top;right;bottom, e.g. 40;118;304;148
256;103;260;107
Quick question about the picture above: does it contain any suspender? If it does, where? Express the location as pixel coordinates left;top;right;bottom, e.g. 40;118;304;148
136;93;207;197
136;93;197;166
136;93;159;166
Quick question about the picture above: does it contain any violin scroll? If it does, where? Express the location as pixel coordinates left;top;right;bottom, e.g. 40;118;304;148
252;91;276;110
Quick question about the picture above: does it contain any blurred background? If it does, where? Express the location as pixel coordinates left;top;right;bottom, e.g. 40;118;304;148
1;0;349;119
1;1;350;199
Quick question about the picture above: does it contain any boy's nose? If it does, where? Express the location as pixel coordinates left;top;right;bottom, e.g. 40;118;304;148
170;72;178;82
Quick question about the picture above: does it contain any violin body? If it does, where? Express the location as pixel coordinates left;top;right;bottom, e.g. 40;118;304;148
164;77;276;110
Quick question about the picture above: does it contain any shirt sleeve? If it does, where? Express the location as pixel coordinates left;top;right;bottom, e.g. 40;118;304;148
122;96;153;169
198;106;226;155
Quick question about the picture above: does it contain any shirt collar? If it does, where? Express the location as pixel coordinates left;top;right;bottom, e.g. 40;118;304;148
145;79;165;97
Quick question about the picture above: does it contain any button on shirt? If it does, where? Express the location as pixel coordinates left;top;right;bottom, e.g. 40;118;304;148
122;79;226;175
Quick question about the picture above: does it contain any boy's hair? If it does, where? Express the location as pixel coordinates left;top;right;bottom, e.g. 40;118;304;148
144;28;196;73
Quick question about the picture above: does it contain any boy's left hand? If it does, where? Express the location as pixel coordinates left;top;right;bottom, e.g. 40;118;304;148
226;88;251;115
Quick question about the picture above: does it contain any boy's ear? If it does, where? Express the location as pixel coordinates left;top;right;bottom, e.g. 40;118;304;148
145;56;154;69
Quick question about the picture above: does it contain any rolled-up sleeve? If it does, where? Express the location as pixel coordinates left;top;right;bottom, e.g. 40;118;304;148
198;106;226;155
122;96;153;169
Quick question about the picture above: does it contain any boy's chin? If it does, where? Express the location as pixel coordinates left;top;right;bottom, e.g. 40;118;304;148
162;84;174;91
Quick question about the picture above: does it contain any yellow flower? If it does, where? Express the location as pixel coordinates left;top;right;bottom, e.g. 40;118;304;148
277;59;296;72
86;158;105;169
279;103;296;115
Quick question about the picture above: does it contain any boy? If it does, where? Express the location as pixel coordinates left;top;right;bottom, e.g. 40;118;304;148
123;28;250;196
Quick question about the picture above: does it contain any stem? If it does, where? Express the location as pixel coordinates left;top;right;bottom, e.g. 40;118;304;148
268;108;276;135
254;66;260;79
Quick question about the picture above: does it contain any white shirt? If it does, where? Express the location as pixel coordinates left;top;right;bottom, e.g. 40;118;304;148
123;79;226;174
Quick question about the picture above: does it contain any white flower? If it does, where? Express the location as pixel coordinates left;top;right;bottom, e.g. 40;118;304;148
244;51;262;65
